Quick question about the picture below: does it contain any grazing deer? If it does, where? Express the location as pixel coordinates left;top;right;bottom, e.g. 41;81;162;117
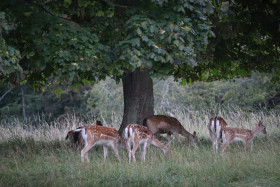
74;125;124;162
221;121;267;154
123;124;169;163
143;115;196;144
208;116;228;153
65;120;103;147
65;130;83;147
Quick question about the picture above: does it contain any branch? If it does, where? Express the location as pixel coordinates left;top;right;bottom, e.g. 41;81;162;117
30;2;81;27
0;87;13;102
102;0;130;8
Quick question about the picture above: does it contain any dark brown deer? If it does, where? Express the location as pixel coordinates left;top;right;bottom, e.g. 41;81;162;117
143;115;196;144
66;120;103;147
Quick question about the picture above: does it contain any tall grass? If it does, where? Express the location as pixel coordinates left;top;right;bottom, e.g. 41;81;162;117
0;107;280;186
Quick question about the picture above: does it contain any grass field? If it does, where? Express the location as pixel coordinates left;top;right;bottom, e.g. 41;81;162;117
0;108;280;186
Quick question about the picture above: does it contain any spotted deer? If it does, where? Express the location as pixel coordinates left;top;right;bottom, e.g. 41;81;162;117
123;124;169;163
143;115;196;144
74;125;124;162
221;121;267;154
66;120;103;147
208;116;228;153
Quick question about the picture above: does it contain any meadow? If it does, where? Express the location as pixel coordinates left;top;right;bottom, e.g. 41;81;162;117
0;107;280;187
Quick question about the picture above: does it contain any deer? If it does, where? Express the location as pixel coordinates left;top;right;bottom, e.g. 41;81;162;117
65;120;103;148
221;121;267;154
123;124;169;163
74;124;124;162
208;116;228;153
143;115;196;145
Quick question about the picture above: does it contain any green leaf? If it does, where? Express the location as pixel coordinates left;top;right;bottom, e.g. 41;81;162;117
137;28;142;35
141;35;149;42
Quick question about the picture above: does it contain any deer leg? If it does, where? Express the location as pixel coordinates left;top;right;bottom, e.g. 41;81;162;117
173;132;182;144
141;142;149;162
166;133;172;142
250;141;254;151
212;132;220;154
81;143;95;162
111;143;121;162
221;142;229;155
131;141;140;162
103;146;108;161
125;139;132;163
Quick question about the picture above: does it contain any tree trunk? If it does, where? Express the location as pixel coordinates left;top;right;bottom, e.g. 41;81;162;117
118;69;154;134
21;85;27;121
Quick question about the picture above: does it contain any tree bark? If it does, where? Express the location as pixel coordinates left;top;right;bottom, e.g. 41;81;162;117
21;85;27;121
118;69;154;134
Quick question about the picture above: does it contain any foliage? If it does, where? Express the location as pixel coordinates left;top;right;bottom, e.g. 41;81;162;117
189;0;280;82
0;85;43;118
0;0;214;88
1;73;280;120
0;12;22;83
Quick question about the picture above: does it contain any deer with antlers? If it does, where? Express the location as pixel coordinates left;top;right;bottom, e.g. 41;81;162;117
143;115;196;144
74;124;124;162
208;116;228;153
123;124;169;163
221;121;267;154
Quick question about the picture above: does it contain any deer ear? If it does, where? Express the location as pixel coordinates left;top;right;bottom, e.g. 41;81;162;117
193;131;196;136
258;121;262;126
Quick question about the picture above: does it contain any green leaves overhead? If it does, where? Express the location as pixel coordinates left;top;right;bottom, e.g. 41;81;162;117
1;0;214;88
0;12;22;83
118;0;213;77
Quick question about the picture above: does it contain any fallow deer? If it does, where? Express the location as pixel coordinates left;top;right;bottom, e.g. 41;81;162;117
143;115;196;144
66;120;103;147
123;124;169;163
221;121;267;154
208;116;228;153
74;125;124;162
65;130;83;147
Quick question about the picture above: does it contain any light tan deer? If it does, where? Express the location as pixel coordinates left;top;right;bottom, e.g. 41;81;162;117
66;120;103;148
208;116;228;153
123;124;169;163
74;125;124;162
143;115;196;144
221;121;267;154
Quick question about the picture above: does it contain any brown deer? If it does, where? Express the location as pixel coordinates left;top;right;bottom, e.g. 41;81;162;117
123;124;169;163
208;116;228;153
66;120;103;148
143;115;196;144
221;121;267;154
74;125;125;162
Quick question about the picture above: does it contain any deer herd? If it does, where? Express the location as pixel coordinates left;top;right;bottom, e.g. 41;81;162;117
66;115;267;163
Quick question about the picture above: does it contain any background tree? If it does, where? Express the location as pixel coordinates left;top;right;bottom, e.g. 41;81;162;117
0;0;213;132
176;0;280;82
1;0;279;132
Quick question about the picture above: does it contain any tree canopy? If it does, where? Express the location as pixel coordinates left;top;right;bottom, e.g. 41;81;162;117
180;0;280;82
0;0;214;89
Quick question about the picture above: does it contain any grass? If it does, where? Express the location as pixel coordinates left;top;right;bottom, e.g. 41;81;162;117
0;108;280;186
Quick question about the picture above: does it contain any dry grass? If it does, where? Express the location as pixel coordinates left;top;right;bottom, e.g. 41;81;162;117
0;107;279;186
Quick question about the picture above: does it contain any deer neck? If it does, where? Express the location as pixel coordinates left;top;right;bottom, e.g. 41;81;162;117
181;128;194;139
151;137;165;150
251;126;262;137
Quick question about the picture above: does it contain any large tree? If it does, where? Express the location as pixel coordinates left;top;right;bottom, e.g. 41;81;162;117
1;0;279;132
0;0;213;132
